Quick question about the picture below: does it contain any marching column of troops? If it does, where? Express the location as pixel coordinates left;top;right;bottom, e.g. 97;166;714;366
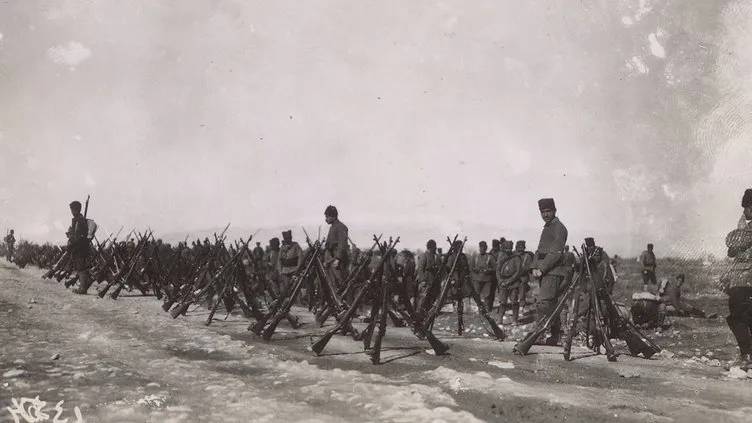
4;188;752;370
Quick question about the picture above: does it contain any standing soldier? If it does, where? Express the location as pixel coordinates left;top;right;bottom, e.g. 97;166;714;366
471;241;497;310
416;239;442;318
498;240;533;324
253;242;265;262
446;239;471;335
531;198;569;345
68;201;92;294
324;205;349;288
4;229;15;263
278;230;304;296
720;188;752;370
399;249;418;308
640;243;657;291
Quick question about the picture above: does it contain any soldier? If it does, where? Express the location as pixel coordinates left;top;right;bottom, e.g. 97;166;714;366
416;239;442;317
324;205;349;288
67;201;92;294
399;249;417;308
471;241;497;309
4;229;15;262
496;240;517;322
639;243;657;291
531;197;569;345
278;230;304;296
659;274;707;318
720;188;752;370
446;239;471;335
253;242;265;262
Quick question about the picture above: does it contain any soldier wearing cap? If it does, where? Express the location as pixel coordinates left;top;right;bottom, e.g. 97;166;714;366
416;239;442;317
720;188;752;370
324;205;350;287
471;241;497;310
67;201;92;294
278;230;304;296
446;239;471;335
639;243;658;291
531;197;569;345
497;240;529;324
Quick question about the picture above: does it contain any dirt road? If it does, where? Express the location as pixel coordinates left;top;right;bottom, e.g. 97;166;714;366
1;261;751;422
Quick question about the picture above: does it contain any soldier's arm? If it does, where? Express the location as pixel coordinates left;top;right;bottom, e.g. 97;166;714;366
538;224;567;274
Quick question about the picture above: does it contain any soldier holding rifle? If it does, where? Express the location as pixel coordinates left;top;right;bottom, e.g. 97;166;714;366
531;197;569;345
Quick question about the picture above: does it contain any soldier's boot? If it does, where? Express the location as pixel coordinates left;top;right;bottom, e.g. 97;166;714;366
73;271;92;295
511;303;520;325
727;316;752;364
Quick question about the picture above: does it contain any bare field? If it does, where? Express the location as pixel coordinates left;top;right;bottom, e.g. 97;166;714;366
1;260;750;423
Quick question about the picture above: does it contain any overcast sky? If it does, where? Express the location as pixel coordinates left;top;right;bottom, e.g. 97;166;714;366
1;0;751;256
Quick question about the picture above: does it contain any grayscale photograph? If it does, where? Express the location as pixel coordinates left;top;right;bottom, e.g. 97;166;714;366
1;1;751;422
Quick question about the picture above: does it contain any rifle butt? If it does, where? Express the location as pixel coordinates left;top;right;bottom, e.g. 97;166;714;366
425;332;450;356
310;331;335;355
170;303;189;319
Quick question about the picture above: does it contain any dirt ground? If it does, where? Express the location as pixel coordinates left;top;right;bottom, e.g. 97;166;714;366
1;260;751;423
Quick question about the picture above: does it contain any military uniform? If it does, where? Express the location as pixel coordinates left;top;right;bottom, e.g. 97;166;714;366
67;204;92;294
639;246;657;287
533;201;569;340
416;249;443;316
4;232;15;262
497;241;532;324
720;191;752;366
471;250;497;309
325;218;350;288
446;245;471;335
278;238;304;296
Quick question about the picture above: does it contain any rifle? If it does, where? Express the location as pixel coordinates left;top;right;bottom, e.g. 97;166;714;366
253;238;324;339
170;235;252;319
420;235;460;332
311;236;398;355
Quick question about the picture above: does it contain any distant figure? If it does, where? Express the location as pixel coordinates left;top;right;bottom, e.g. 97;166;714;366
719;188;752;370
659;274;707;318
399;249;417;309
278;230;304;296
324;205;350;288
416;239;442;318
471;241;497;310
252;242;265;262
67;201;92;294
267;237;281;296
4;229;15;262
446;239;471;335
639;243;657;291
531;197;569;346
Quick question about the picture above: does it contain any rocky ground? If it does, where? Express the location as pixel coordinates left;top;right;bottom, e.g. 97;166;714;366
1;260;751;423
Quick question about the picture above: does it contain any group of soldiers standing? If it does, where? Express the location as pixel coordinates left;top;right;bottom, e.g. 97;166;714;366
6;188;752;370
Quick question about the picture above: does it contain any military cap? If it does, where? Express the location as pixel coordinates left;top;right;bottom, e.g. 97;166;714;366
538;198;556;211
426;239;436;249
585;237;596;248
743;189;752;207
282;230;292;241
502;240;514;251
400;249;413;257
324;205;338;217
69;201;82;211
270;237;280;247
515;240;526;250
492;239;500;248
647;243;654;249
478;241;487;248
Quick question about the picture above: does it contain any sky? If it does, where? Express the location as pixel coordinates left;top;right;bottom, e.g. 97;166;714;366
1;0;751;256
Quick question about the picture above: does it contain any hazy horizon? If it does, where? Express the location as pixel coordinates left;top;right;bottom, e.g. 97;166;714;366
2;1;751;257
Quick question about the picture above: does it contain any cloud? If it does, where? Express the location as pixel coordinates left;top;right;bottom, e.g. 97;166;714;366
47;41;92;68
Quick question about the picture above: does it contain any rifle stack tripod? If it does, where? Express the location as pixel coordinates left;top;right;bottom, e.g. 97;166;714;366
514;239;661;362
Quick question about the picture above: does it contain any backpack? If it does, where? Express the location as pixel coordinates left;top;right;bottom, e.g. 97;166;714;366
86;219;98;240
